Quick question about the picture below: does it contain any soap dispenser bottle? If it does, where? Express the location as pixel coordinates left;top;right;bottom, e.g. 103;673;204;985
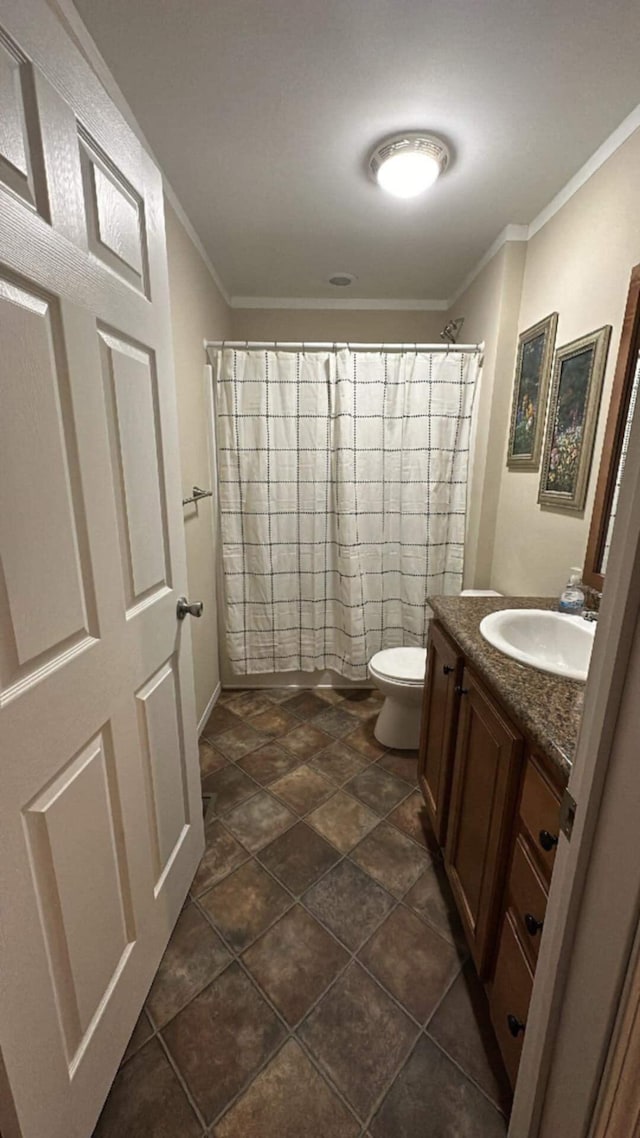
559;567;585;614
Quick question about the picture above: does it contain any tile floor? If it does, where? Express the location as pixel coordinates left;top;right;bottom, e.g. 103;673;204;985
93;687;510;1138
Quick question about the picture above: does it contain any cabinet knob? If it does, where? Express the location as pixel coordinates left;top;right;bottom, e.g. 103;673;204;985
524;912;543;936
455;684;469;696
539;829;559;852
507;1013;526;1038
443;664;454;675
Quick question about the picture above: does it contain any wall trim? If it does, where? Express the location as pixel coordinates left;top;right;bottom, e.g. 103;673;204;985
43;5;640;316
197;681;221;736
229;295;449;311
46;0;231;306
528;104;640;239
447;224;529;307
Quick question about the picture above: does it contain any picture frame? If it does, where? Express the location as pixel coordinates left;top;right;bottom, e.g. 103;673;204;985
538;325;612;512
507;312;558;470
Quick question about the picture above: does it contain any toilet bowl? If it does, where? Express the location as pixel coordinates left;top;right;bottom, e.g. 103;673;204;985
369;590;502;750
368;646;427;749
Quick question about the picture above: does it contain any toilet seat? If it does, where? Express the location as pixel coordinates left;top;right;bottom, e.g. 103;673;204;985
369;646;427;685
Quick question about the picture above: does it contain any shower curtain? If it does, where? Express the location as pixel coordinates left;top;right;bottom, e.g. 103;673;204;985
213;346;479;679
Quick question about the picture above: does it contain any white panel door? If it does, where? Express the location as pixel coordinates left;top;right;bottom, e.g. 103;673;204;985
0;2;205;1135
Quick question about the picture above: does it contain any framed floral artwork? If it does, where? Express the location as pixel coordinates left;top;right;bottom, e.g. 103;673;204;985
539;326;612;512
507;312;558;470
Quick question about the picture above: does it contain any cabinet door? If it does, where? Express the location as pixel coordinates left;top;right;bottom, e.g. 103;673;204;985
445;667;523;976
418;622;462;846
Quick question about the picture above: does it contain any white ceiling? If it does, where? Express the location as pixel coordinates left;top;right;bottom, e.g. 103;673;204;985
72;0;640;304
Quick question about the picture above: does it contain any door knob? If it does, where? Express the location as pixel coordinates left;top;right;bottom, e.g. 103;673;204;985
443;664;454;675
177;597;204;621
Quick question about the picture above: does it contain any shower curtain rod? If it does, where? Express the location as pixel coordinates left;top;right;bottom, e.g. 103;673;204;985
205;340;483;355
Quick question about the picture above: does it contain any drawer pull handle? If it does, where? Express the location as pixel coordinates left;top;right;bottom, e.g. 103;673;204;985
525;912;543;936
455;684;469;696
539;829;559;852
443;665;454;675
507;1013;526;1038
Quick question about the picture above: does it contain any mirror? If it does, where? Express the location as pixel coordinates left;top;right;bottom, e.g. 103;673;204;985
584;265;640;590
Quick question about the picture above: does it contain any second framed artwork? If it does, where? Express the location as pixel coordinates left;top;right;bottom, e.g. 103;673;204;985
507;312;558;470
538;325;612;512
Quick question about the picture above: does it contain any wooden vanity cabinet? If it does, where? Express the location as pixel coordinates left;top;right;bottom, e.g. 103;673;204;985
417;622;462;846
418;620;566;1090
444;666;523;977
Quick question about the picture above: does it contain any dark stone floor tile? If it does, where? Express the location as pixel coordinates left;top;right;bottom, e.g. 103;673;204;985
404;862;468;950
258;821;341;894
300;962;417;1119
303;859;396;950
237;742;301;785
343;720;386;760
350;822;430;897
339;690;383;720
162;963;285;1125
223;791;296;853
370;1035;507;1138
315;687;346;706
249;705;299;737
213;1039;359;1138
121;1009;153;1065
224;690;274;718
261;687;301;703
308;791;379;853
376;749;419;785
203;704;243;738
199;739;228;780
282;691;329;720
243;906;348;1025
428;962;511;1114
359;906;461;1023
310;740;366;785
280;723;334;760
191;820;248;897
346;765;410;816
270;764;334;814
202;764;258;816
313;706;361;739
146;904;232;1027
199;860;292;952
93;1037;201;1137
215;723;269;761
387;789;433;850
217;688;244;704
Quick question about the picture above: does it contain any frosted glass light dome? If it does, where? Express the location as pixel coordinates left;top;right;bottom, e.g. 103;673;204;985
370;134;450;199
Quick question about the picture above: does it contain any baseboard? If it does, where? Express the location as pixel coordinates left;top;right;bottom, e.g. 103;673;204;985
197;681;221;735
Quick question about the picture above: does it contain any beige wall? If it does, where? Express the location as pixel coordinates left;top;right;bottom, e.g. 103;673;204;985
448;242;526;588
165;200;231;720
451;127;640;596
231;307;445;343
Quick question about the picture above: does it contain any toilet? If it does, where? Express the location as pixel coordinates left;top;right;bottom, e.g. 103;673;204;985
369;590;502;750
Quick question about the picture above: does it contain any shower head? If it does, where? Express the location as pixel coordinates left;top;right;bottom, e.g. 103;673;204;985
440;317;465;344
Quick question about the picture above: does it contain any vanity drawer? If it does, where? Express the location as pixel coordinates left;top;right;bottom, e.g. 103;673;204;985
509;834;547;965
490;910;534;1089
519;755;561;884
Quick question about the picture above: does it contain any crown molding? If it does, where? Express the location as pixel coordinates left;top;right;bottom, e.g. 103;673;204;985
46;0;232;306
446;224;529;307
38;7;640;316
527;102;640;239
229;295;449;311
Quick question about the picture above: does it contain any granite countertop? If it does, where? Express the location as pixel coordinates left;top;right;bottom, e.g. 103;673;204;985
428;595;585;780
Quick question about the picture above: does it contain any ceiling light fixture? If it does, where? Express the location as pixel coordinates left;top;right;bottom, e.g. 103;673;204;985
369;133;450;199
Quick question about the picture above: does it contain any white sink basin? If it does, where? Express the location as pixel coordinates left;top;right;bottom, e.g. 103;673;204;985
479;609;596;682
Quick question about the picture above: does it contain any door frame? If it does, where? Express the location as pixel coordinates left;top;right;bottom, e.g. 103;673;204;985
510;302;640;1137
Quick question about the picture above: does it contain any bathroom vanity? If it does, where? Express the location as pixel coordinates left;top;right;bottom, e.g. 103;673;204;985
419;595;584;1088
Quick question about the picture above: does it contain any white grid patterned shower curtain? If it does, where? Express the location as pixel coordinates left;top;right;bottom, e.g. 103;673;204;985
214;346;479;678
